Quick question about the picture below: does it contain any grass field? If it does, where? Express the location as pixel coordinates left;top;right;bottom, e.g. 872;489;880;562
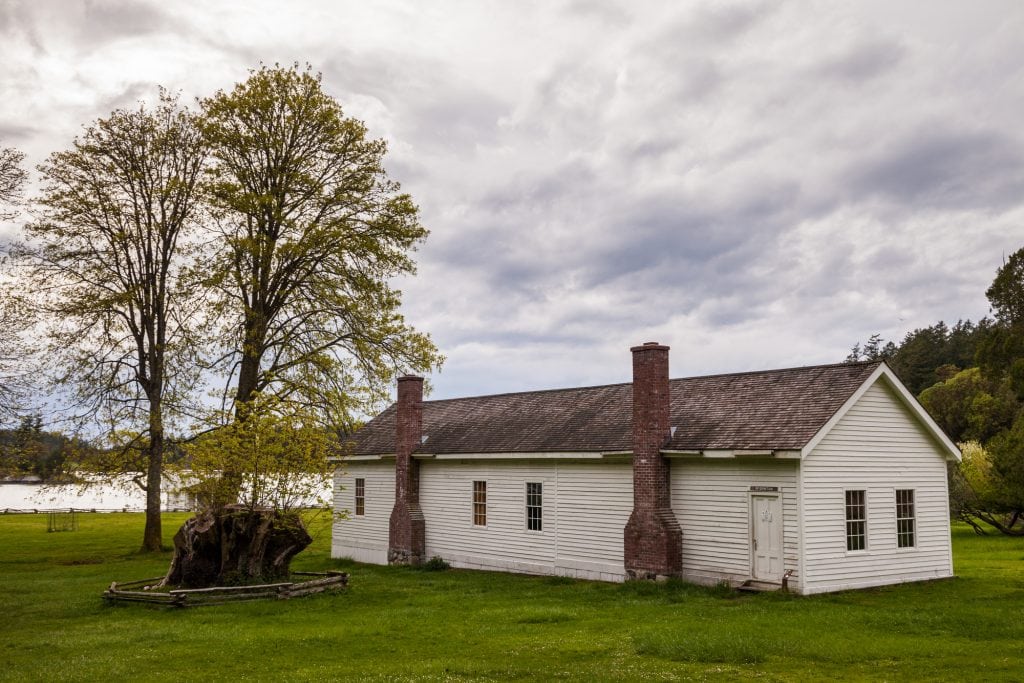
1;512;1022;682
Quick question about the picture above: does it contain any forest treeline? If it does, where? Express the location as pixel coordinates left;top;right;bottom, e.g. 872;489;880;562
0;415;76;481
846;247;1024;535
0;414;187;482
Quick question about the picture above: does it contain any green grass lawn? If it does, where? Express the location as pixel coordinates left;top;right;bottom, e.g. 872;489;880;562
1;513;1022;682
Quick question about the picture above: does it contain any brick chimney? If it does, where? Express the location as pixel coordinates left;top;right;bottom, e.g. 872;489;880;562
388;375;426;565
623;342;683;579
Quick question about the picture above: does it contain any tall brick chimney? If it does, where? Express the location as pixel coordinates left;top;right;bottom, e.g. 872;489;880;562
623;342;683;579
388;375;426;565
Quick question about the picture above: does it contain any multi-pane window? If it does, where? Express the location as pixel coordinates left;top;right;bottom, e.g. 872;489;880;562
845;490;866;551
896;489;916;548
354;478;365;516
473;481;487;526
526;482;542;531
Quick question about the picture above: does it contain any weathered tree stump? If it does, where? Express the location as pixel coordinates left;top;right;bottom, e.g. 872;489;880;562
163;505;312;588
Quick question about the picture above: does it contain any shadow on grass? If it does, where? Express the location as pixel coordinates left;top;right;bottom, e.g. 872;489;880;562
633;629;770;664
513;607;577;624
617;577;749;603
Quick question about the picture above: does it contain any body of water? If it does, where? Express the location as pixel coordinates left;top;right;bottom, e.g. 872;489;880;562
1;475;160;511
0;474;331;511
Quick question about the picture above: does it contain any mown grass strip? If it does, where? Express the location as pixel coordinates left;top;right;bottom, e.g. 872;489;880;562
0;513;1022;681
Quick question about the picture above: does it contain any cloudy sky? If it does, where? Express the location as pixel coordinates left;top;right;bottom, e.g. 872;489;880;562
2;0;1023;400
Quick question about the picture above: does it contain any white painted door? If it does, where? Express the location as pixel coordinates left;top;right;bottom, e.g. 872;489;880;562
751;494;783;581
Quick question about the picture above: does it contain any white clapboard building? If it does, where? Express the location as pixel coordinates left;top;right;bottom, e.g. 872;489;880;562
332;343;959;594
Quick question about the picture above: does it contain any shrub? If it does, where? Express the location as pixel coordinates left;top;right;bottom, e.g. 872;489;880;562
421;556;450;571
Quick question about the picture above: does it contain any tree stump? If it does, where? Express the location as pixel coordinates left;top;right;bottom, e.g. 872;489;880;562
163;505;312;588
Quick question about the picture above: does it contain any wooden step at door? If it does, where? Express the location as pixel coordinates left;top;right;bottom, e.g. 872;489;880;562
737;579;782;593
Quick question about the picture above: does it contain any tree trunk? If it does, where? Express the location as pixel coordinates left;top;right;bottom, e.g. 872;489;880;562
140;401;163;552
234;310;266;418
163;505;312;588
219;327;264;504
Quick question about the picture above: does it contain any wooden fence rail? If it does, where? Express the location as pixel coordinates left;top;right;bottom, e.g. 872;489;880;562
103;571;348;607
3;506;328;515
2;507;195;515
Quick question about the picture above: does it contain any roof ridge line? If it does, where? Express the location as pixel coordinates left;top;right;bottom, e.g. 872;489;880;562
667;359;883;383
423;380;631;404
420;360;882;404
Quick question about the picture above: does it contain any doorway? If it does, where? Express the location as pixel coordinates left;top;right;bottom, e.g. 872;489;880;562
751;493;783;581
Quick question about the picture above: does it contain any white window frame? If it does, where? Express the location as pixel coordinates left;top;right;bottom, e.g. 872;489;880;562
896;488;916;549
526;482;542;532
354;477;365;516
472;480;487;527
845;489;867;552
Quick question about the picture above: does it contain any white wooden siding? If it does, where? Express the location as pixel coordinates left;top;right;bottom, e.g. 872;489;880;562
332;462;395;564
333;458;632;581
670;458;800;590
420;460;632;581
421;460;557;574
801;378;954;594
551;461;632;579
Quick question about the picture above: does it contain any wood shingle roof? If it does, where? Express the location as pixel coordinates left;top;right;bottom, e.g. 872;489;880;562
348;361;883;456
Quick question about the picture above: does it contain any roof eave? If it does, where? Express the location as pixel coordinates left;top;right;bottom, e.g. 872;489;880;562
337;450;626;461
334;453;396;462
662;449;801;459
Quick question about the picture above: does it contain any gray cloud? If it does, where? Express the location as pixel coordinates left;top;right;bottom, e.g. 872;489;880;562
3;0;1024;402
847;128;1024;212
1;0;177;53
405;91;507;155
92;81;161;117
677;1;775;45
0;123;39;144
816;38;906;82
82;1;172;43
561;0;634;25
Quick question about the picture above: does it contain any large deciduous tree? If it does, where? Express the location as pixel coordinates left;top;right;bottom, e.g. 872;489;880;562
0;290;31;424
0;143;27;220
201;64;441;427
22;93;205;551
0;141;29;423
159;65;441;586
919;367;1018;445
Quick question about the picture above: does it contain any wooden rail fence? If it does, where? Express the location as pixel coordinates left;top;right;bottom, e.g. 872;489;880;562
2;507;195;515
103;571;348;607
